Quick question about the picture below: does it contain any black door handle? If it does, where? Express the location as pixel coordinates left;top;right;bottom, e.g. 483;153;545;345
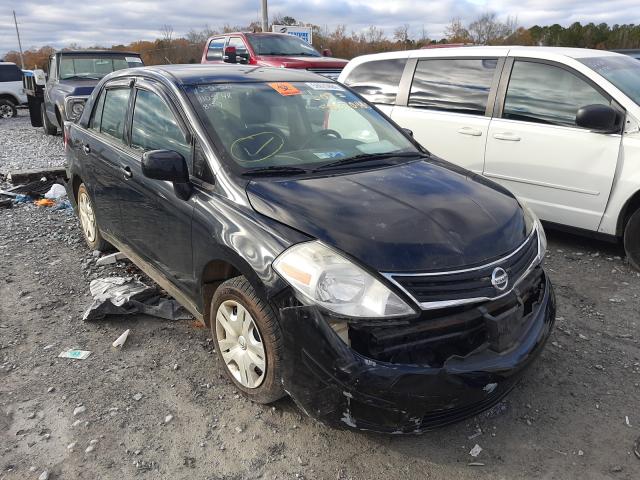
122;166;133;179
83;144;91;154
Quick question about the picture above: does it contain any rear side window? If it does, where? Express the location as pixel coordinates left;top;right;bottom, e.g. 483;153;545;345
90;89;106;131
130;89;191;161
206;38;226;61
0;64;22;82
342;58;407;105
503;61;610;127
100;88;131;142
228;37;249;60
409;59;497;115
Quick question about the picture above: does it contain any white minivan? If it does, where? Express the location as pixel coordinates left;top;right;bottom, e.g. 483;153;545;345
339;47;640;269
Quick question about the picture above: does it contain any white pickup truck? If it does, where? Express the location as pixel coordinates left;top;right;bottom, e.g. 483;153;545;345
0;62;27;118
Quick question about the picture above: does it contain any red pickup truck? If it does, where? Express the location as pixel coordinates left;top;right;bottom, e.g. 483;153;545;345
201;32;347;80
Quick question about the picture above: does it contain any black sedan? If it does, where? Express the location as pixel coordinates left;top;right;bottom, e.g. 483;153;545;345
63;64;555;433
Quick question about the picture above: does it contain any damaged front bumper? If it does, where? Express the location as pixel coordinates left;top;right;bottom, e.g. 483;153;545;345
277;269;555;433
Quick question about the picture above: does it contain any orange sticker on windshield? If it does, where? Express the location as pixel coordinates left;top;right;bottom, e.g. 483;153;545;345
268;82;301;96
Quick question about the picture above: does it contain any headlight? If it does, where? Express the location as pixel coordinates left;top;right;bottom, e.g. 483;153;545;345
64;97;87;122
521;201;547;261
273;241;415;318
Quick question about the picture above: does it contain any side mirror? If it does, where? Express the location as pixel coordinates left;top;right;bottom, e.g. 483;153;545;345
403;128;414;137
223;46;237;64
142;150;189;183
576;104;621;133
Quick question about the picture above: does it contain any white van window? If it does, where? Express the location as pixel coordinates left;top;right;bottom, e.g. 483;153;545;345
342;58;407;105
409;59;497;115
503;61;609;127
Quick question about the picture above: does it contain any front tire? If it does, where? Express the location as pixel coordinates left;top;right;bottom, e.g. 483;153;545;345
41;105;57;135
77;183;110;252
624;208;640;271
0;99;17;118
210;277;285;404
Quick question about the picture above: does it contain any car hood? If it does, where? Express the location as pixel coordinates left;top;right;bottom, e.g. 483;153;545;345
57;79;100;96
255;55;348;69
246;160;528;273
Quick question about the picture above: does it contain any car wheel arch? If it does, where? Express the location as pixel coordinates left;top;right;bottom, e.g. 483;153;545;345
200;253;265;327
0;94;19;105
617;190;640;237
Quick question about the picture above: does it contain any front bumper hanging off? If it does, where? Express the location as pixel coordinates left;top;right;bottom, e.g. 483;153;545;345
277;272;556;434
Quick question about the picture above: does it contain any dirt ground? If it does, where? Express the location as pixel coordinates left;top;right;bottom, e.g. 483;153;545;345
1;113;639;479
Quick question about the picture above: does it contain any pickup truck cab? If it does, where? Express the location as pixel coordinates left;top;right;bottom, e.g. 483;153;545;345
201;32;347;80
25;50;143;134
0;62;26;118
339;47;640;269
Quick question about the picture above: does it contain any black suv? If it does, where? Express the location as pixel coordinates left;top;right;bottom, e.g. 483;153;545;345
64;64;555;433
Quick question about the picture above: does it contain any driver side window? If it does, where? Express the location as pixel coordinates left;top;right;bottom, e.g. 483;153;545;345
130;89;191;161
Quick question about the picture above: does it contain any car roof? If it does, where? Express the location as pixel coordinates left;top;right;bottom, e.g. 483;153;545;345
56;50;141;56
349;45;623;63
120;64;330;85
209;32;300;38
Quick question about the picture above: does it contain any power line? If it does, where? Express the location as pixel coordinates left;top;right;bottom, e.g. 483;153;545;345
13;10;25;69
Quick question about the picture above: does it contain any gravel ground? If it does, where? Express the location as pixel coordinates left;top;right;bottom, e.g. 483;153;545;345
1;111;640;479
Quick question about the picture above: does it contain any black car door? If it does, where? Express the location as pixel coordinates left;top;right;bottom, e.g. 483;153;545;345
117;80;195;295
77;80;132;236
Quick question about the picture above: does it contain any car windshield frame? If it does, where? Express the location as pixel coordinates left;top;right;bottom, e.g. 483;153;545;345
579;55;640;106
246;35;321;57
59;55;142;80
185;81;423;177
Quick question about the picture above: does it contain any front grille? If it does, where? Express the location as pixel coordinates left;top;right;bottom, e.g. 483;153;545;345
391;230;539;305
306;68;343;80
349;267;546;366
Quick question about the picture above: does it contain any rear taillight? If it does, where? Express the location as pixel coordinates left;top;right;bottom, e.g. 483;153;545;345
63;125;69;150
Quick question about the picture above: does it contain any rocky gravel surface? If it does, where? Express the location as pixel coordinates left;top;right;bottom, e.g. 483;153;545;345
1;111;640;479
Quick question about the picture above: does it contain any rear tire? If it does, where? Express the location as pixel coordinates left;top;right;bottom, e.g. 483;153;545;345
77;183;111;252
41;105;57;135
624;208;640;271
210;277;285;404
0;99;17;118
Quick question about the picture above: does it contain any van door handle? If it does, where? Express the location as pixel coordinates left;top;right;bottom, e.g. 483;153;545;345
493;132;521;141
457;127;483;136
121;166;133;179
83;144;91;154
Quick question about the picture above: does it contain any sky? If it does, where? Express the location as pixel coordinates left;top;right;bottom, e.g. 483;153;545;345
1;0;639;57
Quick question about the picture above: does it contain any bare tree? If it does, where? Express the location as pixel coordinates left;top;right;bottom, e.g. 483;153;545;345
445;17;471;43
365;25;385;43
468;12;515;45
393;24;410;45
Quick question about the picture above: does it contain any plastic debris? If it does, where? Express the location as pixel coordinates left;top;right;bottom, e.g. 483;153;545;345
44;183;67;199
13;194;34;204
469;444;483;457
112;329;130;348
96;251;127;266
35;198;55;207
59;349;92;360
52;199;72;211
83;276;192;322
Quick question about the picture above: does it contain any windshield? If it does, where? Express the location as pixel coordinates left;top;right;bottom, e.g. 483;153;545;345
247;35;320;57
187;81;420;173
59;55;143;80
579;55;640;105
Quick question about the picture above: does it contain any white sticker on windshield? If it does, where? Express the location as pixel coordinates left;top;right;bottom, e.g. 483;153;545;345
306;82;343;91
313;151;346;159
126;57;143;63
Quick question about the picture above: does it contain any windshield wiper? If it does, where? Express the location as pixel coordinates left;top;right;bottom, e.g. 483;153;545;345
312;152;428;171
242;165;310;177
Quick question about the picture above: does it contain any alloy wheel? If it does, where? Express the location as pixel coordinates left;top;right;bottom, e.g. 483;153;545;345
215;300;266;388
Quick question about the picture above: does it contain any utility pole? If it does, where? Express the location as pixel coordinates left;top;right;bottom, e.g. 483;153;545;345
261;0;269;33
13;10;25;69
